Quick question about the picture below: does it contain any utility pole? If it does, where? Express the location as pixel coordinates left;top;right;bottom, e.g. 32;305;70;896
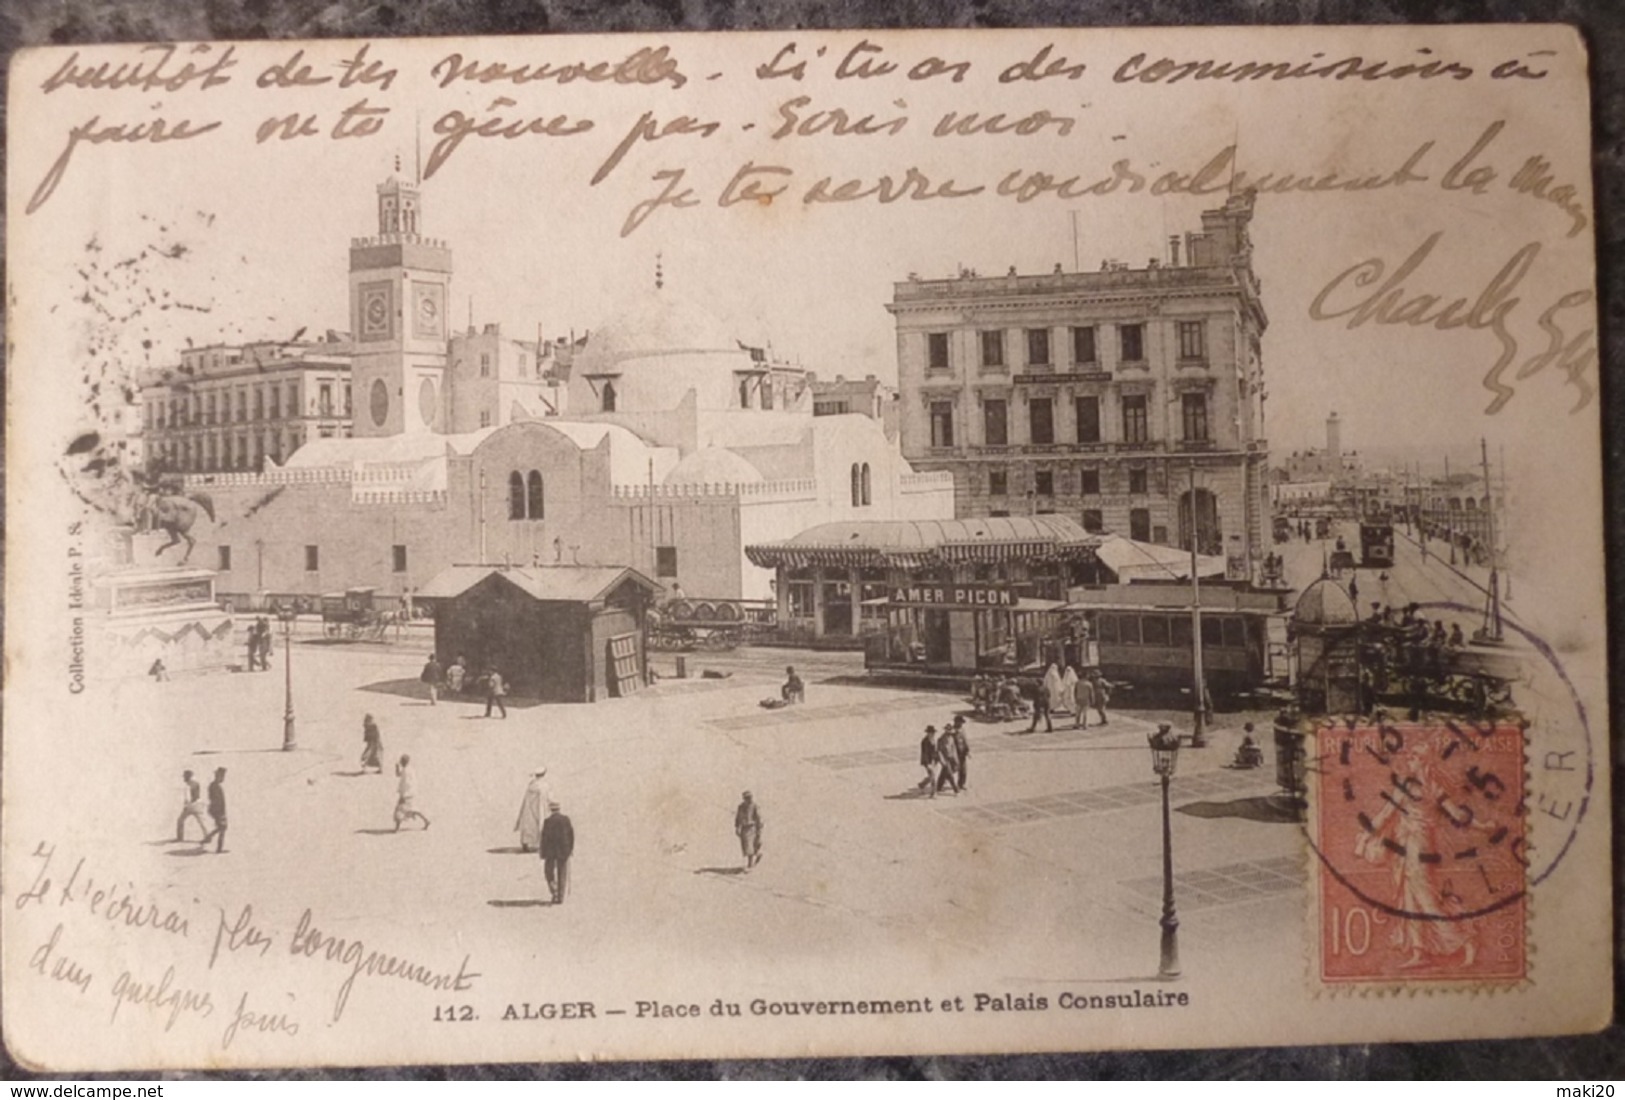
1478;437;1504;644
1189;461;1207;747
1500;443;1512;601
1445;453;1456;566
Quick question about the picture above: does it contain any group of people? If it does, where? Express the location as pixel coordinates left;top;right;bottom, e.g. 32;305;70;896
969;675;1029;721
917;717;971;798
1364;601;1468;678
969;665;1113;732
512;770;575;902
1027;664;1113;733
357;714;431;828
244;618;275;672
419;654;509;718
174;767;229;853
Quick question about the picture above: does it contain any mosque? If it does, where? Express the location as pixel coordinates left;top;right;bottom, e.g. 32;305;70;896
172;176;955;604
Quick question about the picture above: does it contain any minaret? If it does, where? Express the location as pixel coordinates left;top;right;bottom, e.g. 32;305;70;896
1326;412;1342;478
348;173;452;436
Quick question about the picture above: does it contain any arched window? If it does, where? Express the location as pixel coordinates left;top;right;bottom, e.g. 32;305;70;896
861;463;872;506
851;464;862;507
526;470;544;520
602;382;617;412
508;472;526;519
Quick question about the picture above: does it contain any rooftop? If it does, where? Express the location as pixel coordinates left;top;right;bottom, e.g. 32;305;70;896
746;516;1101;569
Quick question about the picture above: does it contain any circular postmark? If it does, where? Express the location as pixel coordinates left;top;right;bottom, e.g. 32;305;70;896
1307;600;1594;929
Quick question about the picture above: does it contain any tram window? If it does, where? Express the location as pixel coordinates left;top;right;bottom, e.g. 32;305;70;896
1222;618;1246;648
1118;616;1141;644
1202;618;1222;646
1171;617;1192;646
1141;616;1171;646
1097;614;1118;644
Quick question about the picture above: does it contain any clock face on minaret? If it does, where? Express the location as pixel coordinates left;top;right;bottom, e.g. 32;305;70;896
348;175;453;437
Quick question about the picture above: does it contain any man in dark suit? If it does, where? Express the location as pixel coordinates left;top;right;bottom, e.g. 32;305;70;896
200;767;228;853
540;802;575;904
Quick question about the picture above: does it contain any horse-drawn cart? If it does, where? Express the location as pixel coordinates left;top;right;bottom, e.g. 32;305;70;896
320;587;391;641
647;599;773;651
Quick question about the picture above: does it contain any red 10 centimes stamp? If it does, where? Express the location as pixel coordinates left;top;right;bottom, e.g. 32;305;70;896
1314;717;1528;985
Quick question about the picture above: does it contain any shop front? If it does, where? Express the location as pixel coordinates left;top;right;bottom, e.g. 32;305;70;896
746;516;1105;672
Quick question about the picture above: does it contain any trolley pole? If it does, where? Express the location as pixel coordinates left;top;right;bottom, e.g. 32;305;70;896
1189;461;1207;748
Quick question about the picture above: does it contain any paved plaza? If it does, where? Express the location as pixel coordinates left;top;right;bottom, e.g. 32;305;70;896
20;514;1586;1057
40;515;1561;1030
71;625;1307;1019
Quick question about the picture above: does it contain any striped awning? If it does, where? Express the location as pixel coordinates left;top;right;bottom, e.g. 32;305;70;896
746;516;1102;571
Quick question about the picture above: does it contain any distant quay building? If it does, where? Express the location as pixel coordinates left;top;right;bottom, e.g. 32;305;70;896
889;193;1270;581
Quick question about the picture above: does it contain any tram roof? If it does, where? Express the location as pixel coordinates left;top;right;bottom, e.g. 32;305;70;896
746;516;1102;569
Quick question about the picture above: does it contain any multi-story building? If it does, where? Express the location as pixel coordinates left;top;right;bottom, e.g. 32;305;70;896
133;172;954;605
889;194;1270;580
808;373;899;440
138;336;356;473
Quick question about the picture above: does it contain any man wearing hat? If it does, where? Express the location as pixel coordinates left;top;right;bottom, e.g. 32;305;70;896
918;726;940;797
540;801;575;904
734;791;763;870
950;716;971;791
515;767;550;852
934;724;961;795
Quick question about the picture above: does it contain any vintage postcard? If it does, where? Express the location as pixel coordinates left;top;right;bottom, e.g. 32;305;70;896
3;25;1611;1071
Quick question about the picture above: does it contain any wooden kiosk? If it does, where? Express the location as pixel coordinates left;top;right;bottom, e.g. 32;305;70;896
418;565;662;703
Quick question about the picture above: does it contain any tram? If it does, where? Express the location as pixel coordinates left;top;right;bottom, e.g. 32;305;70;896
1359;522;1396;569
864;579;1290;699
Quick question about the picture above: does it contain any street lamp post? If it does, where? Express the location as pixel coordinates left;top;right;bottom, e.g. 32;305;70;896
278;606;297;751
1187;462;1207;748
1148;724;1182;979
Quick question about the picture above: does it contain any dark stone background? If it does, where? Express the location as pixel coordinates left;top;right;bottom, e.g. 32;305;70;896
1;0;1619;1081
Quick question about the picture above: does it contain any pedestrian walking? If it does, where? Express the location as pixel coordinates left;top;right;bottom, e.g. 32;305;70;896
515;768;549;852
540;802;574;903
951;717;971;790
1089;670;1111;725
1027;677;1054;733
257;617;274;670
918;725;940;797
361;714;384;773
175;769;207;842
446;655;467;695
1043;662;1067;719
734;791;763;870
199;767;228;853
244;621;261;672
421;653;444;706
934;725;961;794
148;657;170;682
1073;673;1094;730
393;754;430;831
484;668;508;719
1348;576;1360;607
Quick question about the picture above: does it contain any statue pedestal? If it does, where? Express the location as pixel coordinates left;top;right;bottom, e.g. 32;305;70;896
92;567;235;678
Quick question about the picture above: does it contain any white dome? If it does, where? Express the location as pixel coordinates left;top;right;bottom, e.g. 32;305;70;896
664;447;764;486
577;290;743;374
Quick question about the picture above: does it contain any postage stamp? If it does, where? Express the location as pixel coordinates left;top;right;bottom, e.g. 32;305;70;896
1313;718;1528;986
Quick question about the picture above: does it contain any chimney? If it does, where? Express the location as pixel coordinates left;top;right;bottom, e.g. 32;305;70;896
1168;236;1181;267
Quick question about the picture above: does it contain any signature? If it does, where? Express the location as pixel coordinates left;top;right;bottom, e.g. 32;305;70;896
1309;231;1596;414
